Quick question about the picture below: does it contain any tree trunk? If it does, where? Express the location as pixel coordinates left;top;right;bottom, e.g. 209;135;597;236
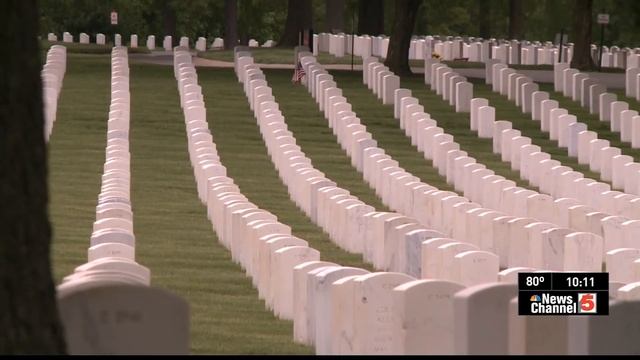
508;0;524;39
161;0;177;47
570;0;595;70
325;0;345;33
478;0;492;39
223;0;238;50
357;0;384;36
384;0;422;76
278;0;313;47
0;0;67;354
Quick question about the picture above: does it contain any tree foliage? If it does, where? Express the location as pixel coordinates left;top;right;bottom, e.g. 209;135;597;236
36;0;640;50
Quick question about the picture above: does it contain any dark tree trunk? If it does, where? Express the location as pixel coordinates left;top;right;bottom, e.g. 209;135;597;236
357;0;384;36
508;0;524;39
325;0;345;33
278;0;313;47
161;0;177;47
0;0;67;354
570;0;595;70
384;0;422;76
223;0;238;49
478;0;492;38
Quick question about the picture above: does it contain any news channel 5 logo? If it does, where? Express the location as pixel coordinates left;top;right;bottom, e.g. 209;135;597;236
529;292;597;314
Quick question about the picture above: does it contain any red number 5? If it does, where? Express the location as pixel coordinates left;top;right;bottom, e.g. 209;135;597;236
580;294;595;311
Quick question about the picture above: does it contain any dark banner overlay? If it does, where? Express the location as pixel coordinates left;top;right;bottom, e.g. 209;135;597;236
518;272;609;316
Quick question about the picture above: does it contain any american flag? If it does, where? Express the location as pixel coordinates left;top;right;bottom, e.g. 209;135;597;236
292;60;305;84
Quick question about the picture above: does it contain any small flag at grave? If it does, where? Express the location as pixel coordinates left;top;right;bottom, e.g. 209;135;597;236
292;60;305;84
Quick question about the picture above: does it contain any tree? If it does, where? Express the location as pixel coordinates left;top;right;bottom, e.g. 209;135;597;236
478;0;492;38
159;0;177;46
223;0;237;49
357;0;384;35
0;0;67;354
325;0;345;33
384;0;422;76
278;0;313;47
508;0;524;39
570;0;595;70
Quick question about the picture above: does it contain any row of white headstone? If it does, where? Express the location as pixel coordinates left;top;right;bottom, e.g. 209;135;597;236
322;33;640;69
470;61;640;215
317;33;390;59
358;55;640;285
592;45;640;69
237;50;531;354
42;45;66;142
316;33;573;65
419;59;640;278
308;52;640;353
364;58;619;273
48;32;276;52
57;47;147;295
239;49;640;354
237;49;523;354
55;47;189;354
240;51;501;289
549;63;640;182
486;61;639;197
306;54;608;279
625;66;640;102
424;59;640;285
176;46;338;331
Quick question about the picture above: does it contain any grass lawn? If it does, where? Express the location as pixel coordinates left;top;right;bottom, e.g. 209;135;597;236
51;53;368;354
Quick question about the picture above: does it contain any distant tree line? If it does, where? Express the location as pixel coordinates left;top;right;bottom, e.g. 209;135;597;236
40;0;640;48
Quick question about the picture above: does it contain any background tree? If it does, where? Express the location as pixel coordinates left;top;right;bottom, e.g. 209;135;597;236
357;0;384;35
325;0;345;33
384;0;422;76
223;0;237;49
570;0;595;70
159;0;177;46
508;0;523;39
278;0;313;47
0;0;67;354
478;0;492;38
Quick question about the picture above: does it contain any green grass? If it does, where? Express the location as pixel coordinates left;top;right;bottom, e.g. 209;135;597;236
51;54;360;354
42;40;150;54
